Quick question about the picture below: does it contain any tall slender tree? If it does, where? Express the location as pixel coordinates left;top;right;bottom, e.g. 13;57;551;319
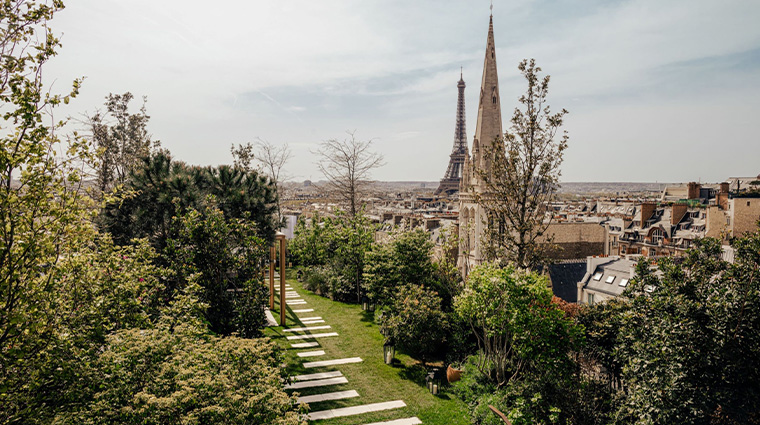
476;59;568;268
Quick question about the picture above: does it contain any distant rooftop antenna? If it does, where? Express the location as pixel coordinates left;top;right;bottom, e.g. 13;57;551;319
490;0;493;15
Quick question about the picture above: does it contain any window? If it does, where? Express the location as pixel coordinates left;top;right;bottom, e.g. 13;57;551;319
748;201;752;207
651;228;664;244
588;294;595;305
619;278;629;287
593;272;603;281
605;275;615;284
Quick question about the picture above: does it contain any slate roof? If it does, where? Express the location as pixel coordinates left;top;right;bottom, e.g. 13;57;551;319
547;261;586;303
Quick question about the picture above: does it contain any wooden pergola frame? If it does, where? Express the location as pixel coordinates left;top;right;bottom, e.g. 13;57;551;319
269;232;288;326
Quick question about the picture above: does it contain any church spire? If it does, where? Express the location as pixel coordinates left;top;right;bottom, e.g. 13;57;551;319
472;13;503;170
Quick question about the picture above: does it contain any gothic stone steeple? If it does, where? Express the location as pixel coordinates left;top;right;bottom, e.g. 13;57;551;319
459;13;505;277
472;14;503;174
435;70;468;196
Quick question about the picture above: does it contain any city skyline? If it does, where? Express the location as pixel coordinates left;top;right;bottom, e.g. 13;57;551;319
46;0;760;183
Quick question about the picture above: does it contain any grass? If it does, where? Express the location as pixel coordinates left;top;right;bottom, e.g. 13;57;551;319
264;273;470;425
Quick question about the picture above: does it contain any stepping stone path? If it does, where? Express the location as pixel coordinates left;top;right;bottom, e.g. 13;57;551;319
278;280;422;424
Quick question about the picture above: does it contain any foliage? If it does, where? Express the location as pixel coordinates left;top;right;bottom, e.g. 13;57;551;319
290;213;327;267
379;283;447;365
453;263;583;387
475;59;568;268
293;211;374;302
88;92;156;195
363;229;436;305
314;131;384;217
102;151;278;249
164;200;268;337
0;1;94;420
54;283;304;425
584;235;760;425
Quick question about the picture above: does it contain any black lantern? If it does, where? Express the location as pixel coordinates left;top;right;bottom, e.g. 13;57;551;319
383;343;395;365
361;296;376;312
426;368;442;395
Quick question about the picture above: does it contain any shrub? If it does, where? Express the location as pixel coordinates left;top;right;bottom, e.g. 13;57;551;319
379;284;447;365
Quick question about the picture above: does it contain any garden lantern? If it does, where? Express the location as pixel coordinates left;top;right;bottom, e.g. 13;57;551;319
426;368;442;395
362;296;376;312
383;343;395;365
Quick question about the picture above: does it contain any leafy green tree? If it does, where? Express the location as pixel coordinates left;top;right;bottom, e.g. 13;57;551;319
290;214;327;267
88;92;156;195
379;283;447;366
0;1;95;420
164;200;268;337
363;229;439;306
597;235;760;425
476;59;568;268
102;152;278;248
454;263;583;387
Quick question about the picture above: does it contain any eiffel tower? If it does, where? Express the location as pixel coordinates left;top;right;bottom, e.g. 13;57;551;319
435;70;468;196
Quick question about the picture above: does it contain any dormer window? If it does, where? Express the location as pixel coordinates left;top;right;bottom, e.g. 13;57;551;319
593;272;603;281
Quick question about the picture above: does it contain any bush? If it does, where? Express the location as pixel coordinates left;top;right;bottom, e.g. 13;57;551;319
379;284;447;365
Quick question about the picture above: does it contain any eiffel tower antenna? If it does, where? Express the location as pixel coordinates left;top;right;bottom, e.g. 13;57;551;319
490;0;493;15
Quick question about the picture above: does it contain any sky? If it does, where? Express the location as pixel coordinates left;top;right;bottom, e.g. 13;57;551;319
46;0;760;183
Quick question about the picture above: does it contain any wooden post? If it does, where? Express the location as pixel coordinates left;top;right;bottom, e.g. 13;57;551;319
277;233;287;326
269;245;275;309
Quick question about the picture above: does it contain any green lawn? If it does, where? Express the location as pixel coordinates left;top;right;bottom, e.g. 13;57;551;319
264;274;470;425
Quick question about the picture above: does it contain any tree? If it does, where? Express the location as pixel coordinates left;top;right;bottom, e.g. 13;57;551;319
379;283;447;366
253;137;291;222
88;92;155;195
0;1;95;420
363;229;437;306
314;131;384;217
453;263;583;387
592;234;760;425
230;141;255;172
476;59;568;269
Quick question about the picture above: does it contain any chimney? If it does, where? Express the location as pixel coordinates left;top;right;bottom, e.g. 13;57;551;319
640;202;656;227
671;203;688;225
687;182;701;200
720;182;730;194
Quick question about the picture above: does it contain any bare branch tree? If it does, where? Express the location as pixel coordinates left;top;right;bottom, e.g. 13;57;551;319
252;138;291;221
314;131;384;217
475;59;568;269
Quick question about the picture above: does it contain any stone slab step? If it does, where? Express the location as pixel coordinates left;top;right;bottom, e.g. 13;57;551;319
285;376;348;390
308;400;406;421
363;418;423;425
293;308;314;313
286;332;338;341
299;316;322;321
284;325;331;332
301;320;326;324
286;300;307;305
298;389;359;404
297;350;326;357
293;371;343;381
303;357;362;368
291;341;320;348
